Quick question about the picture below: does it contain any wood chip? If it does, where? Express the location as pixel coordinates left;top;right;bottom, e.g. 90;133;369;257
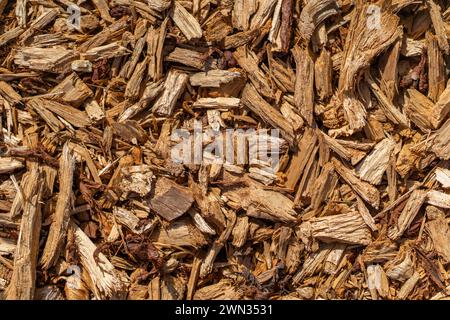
301;212;372;246
149;177;194;221
171;2;203;41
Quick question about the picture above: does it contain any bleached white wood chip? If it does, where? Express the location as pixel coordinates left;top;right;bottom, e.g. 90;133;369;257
435;167;450;188
426;190;450;209
357;138;396;185
71;222;128;299
153;69;189;116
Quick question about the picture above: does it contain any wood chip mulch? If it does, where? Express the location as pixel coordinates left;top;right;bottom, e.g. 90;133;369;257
0;0;449;300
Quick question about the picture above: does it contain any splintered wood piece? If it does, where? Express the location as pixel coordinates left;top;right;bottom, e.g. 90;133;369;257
118;81;164;122
67;144;101;187
35;99;91;128
192;97;241;109
14;47;78;73
405;88;435;131
268;55;295;93
113;207;141;233
268;0;293;53
426;0;449;54
125;57;148;99
190;70;243;88
222;184;296;223
293;246;331;284
332;158;380;209
70;222;128;299
6;166;43;300
432;80;450;129
143;0;171;11
292;46;314;125
401;37;426;57
315;48;333;100
203;11;233;43
0;72;37;82
323;243;346;275
246;187;296;223
432;118;450;159
0;81;21;105
303;212;372;246
186;257;201;300
321;132;364;166
151;217;209;248
223;29;259;50
356;138;395;185
149;177;194;221
200;210;236;278
0;27;24;47
109;1;158;23
291;149;318;205
379;39;401;102
8;169;29;219
426;190;450;209
356;196;378;232
78;17;129;52
0;158;23;174
367;264;390;299
338;2;402;132
435;167;450;188
0;0;7;15
231;216;249;248
241;83;295;145
147;18;168;81
19;9;59;43
40;144;75;269
193;280;242;300
118;164;153;199
84;98;105;122
192;186;226;234
160;275;186;300
284;129;317;191
397;271;420;299
92;0;114;22
171;2;203;41
366;71;409;127
298;0;338;43
189;209;216;235
232;0;257;30
280;100;305;131
26;101;63;130
233;46;273;99
166;47;207;71
82;42;131;61
388;190;427;240
15;0;26;27
153;69;189;116
250;0;278;30
426;214;450;264
121;33;147;80
310;162;337;211
426;32;446;103
50;73;93;107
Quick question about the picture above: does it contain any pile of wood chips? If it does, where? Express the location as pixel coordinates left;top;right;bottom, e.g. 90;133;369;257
0;0;450;300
